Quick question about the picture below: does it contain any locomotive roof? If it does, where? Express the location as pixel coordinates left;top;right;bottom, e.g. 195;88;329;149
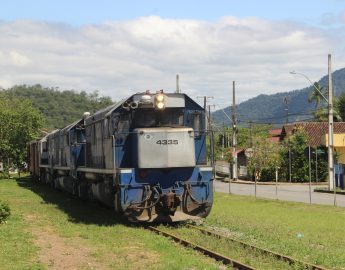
46;129;60;139
61;118;84;134
84;92;203;126
84;98;125;125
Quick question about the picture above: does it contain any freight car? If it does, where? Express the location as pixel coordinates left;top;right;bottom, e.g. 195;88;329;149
28;91;213;222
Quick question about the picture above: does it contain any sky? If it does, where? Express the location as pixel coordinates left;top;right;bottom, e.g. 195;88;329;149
0;0;345;106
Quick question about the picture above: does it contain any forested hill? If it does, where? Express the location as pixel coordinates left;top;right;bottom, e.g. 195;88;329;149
0;85;114;129
212;67;345;126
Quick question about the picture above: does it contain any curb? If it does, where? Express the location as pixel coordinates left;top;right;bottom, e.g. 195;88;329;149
215;178;328;186
314;189;345;195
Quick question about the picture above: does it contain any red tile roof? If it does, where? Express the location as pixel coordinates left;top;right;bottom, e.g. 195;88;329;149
281;122;345;146
269;128;282;136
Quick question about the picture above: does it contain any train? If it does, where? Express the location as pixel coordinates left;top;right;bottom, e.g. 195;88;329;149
28;90;213;222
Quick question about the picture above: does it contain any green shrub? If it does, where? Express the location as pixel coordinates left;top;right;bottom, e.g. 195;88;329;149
0;200;11;223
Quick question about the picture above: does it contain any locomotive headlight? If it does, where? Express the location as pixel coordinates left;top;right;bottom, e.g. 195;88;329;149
156;94;164;102
155;93;165;110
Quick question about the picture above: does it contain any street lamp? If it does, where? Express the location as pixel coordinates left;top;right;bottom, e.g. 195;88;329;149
289;71;328;102
290;56;334;193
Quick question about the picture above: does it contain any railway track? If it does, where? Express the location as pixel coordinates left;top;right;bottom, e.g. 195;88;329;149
147;224;330;270
186;224;329;270
147;225;255;270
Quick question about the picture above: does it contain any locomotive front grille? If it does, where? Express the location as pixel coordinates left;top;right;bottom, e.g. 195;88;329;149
133;127;196;168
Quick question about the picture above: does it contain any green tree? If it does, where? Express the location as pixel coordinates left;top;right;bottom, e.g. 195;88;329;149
247;136;281;182
214;124;271;162
313;106;342;122
335;92;345;121
0;95;43;174
280;131;328;182
2;85;113;129
309;84;343;122
280;129;309;182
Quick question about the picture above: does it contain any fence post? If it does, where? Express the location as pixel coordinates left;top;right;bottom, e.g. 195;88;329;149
308;146;312;204
275;167;278;200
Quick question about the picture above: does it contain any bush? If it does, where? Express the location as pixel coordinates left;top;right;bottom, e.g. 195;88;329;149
0;201;11;223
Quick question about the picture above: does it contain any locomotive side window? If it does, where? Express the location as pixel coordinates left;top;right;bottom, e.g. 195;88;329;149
42;141;47;151
65;134;69;146
117;115;130;133
77;130;85;143
193;112;202;136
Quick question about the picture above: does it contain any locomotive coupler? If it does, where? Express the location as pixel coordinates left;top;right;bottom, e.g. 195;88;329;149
160;191;180;215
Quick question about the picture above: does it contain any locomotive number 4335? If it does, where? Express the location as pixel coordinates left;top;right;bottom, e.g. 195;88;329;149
156;140;178;145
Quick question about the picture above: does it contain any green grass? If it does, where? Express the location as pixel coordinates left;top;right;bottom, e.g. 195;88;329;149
1;176;345;269
0;177;223;270
205;193;345;269
159;225;298;270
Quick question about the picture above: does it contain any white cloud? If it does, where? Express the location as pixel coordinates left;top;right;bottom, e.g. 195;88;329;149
10;51;30;66
0;17;344;105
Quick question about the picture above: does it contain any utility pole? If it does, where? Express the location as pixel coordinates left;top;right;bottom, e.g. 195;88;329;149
197;96;213;131
176;74;180;93
208;104;216;189
232;81;238;181
284;96;289;123
249;121;253;148
284;96;292;182
308;145;312;204
208;104;214;167
328;54;335;192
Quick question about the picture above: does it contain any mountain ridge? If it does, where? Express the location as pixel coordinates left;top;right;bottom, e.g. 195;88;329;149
212;68;345;126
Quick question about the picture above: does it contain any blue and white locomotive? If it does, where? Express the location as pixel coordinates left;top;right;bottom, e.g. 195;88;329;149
29;91;213;222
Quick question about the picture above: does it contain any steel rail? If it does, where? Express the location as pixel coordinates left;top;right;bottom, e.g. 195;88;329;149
147;226;255;270
187;224;329;270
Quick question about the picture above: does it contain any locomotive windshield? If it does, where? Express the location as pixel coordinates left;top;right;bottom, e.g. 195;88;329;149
133;109;184;128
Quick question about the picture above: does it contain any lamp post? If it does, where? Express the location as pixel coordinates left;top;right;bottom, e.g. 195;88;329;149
290;54;334;192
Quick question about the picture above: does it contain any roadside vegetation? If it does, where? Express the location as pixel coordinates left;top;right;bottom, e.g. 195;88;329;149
214;126;328;182
0;200;10;223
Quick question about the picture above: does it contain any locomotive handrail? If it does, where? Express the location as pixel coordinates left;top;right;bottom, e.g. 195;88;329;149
114;130;208;135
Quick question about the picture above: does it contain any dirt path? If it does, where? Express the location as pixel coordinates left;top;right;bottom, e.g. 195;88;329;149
26;215;112;270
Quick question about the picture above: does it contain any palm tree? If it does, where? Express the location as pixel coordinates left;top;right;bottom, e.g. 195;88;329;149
307;82;343;121
313;103;342;122
335;92;345;121
308;82;325;109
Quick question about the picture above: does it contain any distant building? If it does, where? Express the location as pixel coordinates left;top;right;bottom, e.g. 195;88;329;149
268;128;283;143
280;122;345;147
280;122;345;164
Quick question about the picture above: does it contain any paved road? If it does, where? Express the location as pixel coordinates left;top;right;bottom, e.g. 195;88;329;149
214;179;345;207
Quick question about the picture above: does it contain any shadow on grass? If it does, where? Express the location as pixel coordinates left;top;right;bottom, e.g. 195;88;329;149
16;176;130;226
